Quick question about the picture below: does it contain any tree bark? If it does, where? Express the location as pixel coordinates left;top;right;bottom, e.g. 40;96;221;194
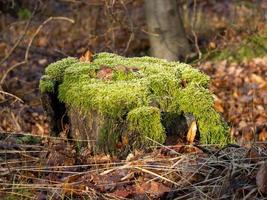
145;0;190;61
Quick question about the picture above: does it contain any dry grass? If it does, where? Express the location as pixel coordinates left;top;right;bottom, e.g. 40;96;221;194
0;132;266;199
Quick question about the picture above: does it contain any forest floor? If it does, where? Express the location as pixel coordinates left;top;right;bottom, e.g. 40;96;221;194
0;1;267;199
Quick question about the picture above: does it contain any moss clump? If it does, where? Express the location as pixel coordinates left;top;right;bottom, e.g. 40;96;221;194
39;57;79;93
211;29;267;62
39;75;55;93
40;52;230;153
176;84;229;144
127;106;165;144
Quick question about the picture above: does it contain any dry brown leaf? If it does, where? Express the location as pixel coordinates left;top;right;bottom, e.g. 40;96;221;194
260;82;267;90
38;58;48;65
112;188;131;198
251;74;265;84
259;130;267;141
213;94;224;113
186;121;197;144
62;182;75;195
37;36;48;47
36;123;45;135
256;163;267;194
79;50;94;62
96;66;113;80
136;181;170;197
246;148;260;163
0;42;7;57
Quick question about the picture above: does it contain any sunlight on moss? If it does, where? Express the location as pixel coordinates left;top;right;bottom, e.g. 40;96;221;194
40;52;230;152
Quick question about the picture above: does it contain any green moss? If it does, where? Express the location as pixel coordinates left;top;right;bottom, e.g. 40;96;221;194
127;106;166;144
210;29;267;62
45;57;79;82
40;52;230;152
176;84;229;144
39;57;79;93
39;75;55;93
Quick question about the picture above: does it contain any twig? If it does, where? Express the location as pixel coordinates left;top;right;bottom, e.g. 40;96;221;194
0;18;32;66
0;131;95;142
192;30;202;60
119;0;135;54
0;17;74;101
189;0;202;61
25;16;75;62
0;90;24;103
0;61;26;86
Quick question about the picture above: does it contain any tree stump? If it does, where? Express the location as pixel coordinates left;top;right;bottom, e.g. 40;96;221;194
39;53;229;156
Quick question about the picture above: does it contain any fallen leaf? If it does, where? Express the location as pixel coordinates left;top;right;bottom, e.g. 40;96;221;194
62;182;75;195
36;123;45;135
0;42;7;57
213;94;224;113
256;163;267;194
260;82;267;90
126;153;134;162
38;58;48;65
186;121;197;144
80;50;94;62
37;37;48;47
251;74;265;84
97;66;113;80
136;181;170;197
112;188;131;198
259;130;267;141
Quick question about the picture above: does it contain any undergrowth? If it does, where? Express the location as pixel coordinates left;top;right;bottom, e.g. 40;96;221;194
210;29;267;62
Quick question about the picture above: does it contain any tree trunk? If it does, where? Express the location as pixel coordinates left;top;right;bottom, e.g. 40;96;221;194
145;0;190;61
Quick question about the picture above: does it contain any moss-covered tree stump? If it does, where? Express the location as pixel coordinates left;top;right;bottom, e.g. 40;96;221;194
40;53;229;155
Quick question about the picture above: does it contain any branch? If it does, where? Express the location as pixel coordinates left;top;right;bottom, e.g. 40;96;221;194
0;61;26;86
25;16;75;62
0;90;24;103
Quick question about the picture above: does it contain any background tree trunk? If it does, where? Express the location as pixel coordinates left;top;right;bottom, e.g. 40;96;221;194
145;0;190;61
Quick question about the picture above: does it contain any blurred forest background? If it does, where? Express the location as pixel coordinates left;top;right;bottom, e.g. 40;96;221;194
1;0;267;199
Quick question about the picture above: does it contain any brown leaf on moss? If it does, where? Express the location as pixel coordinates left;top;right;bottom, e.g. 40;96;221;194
79;50;94;62
96;66;113;80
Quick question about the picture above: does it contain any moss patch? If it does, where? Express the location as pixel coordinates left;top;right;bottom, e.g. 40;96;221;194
127;106;165;144
40;53;230;152
210;29;267;62
39;57;79;93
